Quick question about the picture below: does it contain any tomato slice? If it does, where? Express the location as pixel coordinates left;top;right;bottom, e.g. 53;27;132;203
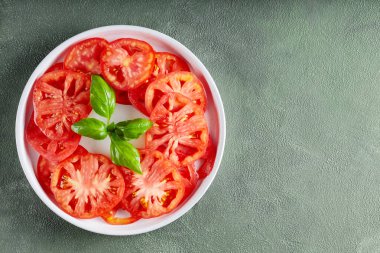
33;70;91;140
121;151;185;218
197;136;216;179
51;153;125;218
37;146;88;195
26;113;81;162
100;38;154;91
128;83;149;115
64;38;109;74
145;71;206;114
46;62;64;73
152;52;190;78
101;205;140;225
146;93;209;166
177;163;198;197
128;53;189;116
115;90;131;105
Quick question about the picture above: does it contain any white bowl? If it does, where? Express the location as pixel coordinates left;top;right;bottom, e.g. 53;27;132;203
15;25;226;235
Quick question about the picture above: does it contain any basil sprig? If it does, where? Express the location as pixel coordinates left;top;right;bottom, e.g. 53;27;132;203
71;75;152;174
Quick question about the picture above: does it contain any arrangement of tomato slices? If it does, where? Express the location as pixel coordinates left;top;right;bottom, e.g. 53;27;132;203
26;37;216;224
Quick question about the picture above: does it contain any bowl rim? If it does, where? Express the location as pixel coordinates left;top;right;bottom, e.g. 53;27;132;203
15;25;226;235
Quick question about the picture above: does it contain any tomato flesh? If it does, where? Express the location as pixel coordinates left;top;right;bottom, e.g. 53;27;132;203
146;93;209;166
177;163;198;197
115;89;131;105
128;53;190;116
64;38;109;74
101;205;140;225
33;70;91;140
26;113;81;162
197;136;216;179
145;71;206;114
128;83;149;115
100;38;154;91
51;154;125;218
152;52;190;78
37;145;88;195
121;151;185;218
46;62;64;73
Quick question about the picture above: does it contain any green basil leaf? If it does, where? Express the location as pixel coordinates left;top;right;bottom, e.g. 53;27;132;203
110;133;142;174
90;75;115;121
71;118;107;140
115;119;153;140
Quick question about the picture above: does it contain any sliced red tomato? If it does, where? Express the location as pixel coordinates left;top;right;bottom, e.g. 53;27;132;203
121;151;185;218
177;163;198;197
101;205;140;225
128;83;149;115
33;69;91;140
46;62;64;73
146;93;209;166
145;71;206;114
151;52;190;79
37;146;88;195
115;90;131;105
26;113;81;162
197;136;216;179
100;38;154;91
128;53;189;116
51;153;125;218
64;38;109;74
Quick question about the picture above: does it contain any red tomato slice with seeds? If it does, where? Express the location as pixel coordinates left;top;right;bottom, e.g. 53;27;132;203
51;153;125;218
128;53;189;116
146;93;209;166
115;89;131;105
145;71;206;114
33;70;91;140
37;146;88;195
121;151;185;218
64;38;109;74
26;113;81;162
100;38;154;91
46;62;64;73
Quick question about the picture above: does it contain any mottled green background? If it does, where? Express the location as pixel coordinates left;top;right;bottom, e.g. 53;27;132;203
3;0;380;252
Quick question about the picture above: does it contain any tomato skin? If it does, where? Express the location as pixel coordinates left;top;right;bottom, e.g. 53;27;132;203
37;146;88;195
100;38;155;91
146;93;209;166
145;71;206;114
128;53;190;116
46;62;64;73
121;151;185;218
26;113;81;162
33;70;91;140
64;38;109;74
51;153;125;218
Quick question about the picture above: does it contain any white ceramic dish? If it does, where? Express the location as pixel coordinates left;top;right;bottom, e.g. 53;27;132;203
15;25;226;235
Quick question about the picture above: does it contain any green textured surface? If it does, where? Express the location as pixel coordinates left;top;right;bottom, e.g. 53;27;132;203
3;0;380;252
